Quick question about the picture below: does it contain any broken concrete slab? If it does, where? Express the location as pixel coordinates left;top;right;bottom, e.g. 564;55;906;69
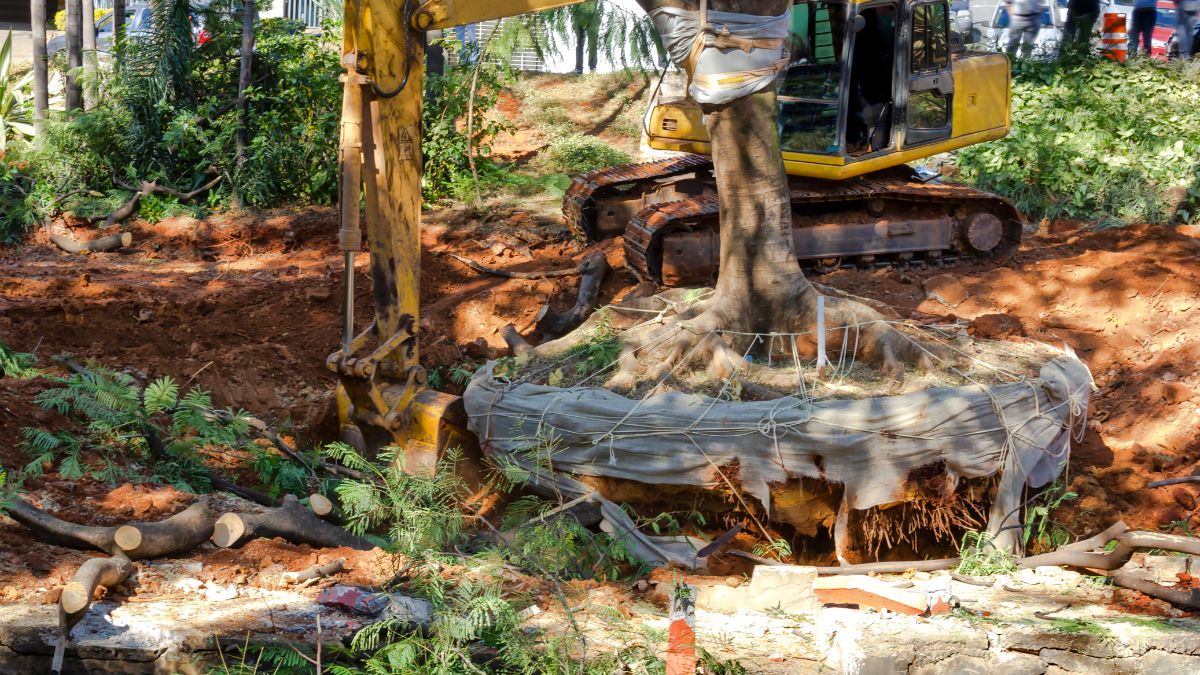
692;564;818;615
814;575;930;616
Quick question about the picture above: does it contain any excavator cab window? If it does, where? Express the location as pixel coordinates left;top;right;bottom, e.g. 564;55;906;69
846;3;898;156
778;0;848;155
905;1;954;145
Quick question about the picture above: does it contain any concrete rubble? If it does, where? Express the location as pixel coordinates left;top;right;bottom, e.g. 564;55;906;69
5;555;1200;673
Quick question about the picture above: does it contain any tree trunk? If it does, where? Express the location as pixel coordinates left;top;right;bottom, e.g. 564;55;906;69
234;0;256;193
65;0;83;113
113;0;126;53
705;89;816;331
81;0;96;109
30;0;48;140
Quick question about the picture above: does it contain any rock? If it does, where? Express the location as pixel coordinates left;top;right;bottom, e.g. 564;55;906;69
814;575;930;616
1141;649;1200;675
968;313;1026;339
923;274;969;308
1149;381;1196;405
693;565;818;615
1171;487;1197;510
305;286;332;303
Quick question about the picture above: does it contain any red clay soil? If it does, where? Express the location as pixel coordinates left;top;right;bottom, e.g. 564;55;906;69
2;198;1199;607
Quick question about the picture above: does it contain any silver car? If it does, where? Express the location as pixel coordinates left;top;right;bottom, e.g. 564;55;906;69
47;4;153;56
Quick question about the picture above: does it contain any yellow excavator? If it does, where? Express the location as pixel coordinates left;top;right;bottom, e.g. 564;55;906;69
330;0;1018;460
565;0;1020;285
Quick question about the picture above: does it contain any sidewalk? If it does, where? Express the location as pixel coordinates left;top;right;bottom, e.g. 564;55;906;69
0;25;33;63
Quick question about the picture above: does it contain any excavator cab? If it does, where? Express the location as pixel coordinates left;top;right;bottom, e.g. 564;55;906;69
566;0;1021;285
645;0;1011;180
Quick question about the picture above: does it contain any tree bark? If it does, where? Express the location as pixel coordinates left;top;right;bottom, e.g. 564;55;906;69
234;0;257;202
211;494;373;550
7;499;214;559
65;0;83;113
113;0;126;50
30;0;49;140
81;0;96;109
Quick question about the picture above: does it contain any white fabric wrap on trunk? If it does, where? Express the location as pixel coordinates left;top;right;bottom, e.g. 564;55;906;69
649;5;791;105
465;353;1091;569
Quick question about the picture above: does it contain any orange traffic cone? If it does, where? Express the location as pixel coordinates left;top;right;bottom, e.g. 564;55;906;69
1102;13;1128;62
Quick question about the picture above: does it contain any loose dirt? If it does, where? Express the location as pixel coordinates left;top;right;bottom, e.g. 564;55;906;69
3;75;1200;637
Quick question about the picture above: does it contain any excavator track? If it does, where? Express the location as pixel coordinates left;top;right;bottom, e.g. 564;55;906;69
564;153;1023;286
563;154;714;242
622;170;1022;285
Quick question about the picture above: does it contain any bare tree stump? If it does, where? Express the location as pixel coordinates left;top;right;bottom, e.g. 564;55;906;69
211;495;373;550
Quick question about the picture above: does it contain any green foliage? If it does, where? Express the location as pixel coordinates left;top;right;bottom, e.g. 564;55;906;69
955;530;1019;576
502;495;648;581
752;538;793;561
1023;471;1078;554
422;40;516;203
0;31;35;151
956;57;1200;224
539;133;632;175
515;0;664;72
8;5;342;234
0;340;38;378
324;442;467;555
21;366;251;489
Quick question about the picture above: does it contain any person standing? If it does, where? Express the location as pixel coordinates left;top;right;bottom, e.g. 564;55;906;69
1128;0;1157;56
573;1;602;74
1005;0;1046;59
1179;0;1199;58
1062;0;1101;52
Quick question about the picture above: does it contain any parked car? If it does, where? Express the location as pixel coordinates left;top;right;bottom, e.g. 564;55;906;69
46;4;152;57
978;2;1065;56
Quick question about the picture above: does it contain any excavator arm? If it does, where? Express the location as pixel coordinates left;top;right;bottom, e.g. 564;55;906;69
328;0;591;472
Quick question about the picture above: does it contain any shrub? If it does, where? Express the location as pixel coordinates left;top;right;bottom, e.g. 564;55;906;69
540;133;632;175
955;57;1200;224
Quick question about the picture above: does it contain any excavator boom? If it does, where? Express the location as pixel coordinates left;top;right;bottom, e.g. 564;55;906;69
331;0;592;469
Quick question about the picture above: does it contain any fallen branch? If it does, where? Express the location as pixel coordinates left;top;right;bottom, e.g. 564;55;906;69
53;554;134;674
49;230;132;254
447;252;587;279
7;499;214;559
98;172;223;227
1148;477;1200;488
283;557;346;585
535;249;609;336
212;494;373;550
1112;571;1200;610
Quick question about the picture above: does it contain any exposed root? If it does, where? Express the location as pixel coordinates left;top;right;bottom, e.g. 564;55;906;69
592;287;937;395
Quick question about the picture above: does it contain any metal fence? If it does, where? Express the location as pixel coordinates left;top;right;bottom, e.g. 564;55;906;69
282;0;325;28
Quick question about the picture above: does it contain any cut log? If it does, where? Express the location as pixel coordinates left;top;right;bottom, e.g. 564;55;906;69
535;249;609;336
55;556;134;672
110;502;214;559
49;231;132;253
211;494;373;550
5;498;120;552
53;554;133;673
7;499;214;560
308;493;334;518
